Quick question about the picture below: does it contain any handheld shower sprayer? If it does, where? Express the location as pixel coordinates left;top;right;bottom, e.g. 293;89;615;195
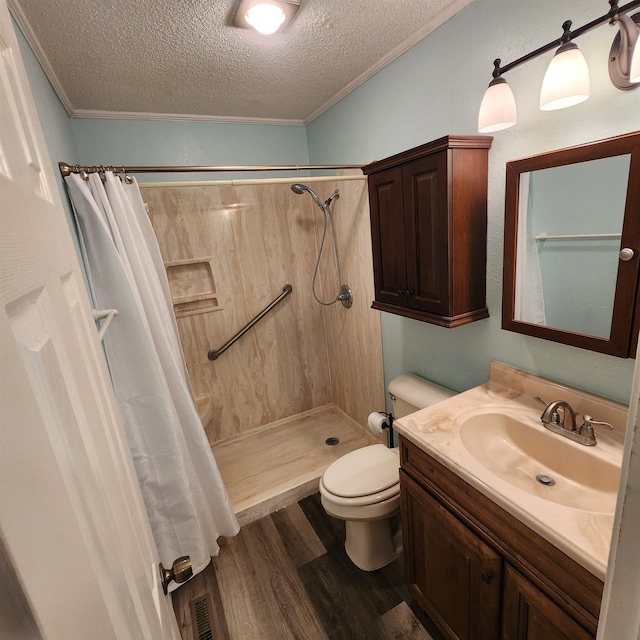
290;183;353;309
291;183;340;209
291;183;323;207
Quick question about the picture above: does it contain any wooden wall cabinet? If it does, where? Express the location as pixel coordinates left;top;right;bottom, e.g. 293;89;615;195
363;135;493;328
400;436;603;640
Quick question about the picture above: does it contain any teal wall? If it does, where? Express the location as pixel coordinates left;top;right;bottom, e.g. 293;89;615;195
16;0;639;404
72;118;309;183
14;21;79;226
306;0;639;404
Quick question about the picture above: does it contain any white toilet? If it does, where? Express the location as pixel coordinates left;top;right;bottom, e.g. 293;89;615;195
319;373;456;571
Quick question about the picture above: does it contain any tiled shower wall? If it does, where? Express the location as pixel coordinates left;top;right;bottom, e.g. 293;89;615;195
143;175;384;444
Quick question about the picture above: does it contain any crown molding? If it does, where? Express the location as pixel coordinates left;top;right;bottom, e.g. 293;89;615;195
8;0;75;116
70;109;305;126
304;0;475;124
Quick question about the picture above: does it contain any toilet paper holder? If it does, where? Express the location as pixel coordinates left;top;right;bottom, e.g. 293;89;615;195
374;410;395;448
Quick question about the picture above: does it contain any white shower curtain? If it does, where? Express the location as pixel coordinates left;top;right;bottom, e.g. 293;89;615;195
514;172;547;325
65;172;238;590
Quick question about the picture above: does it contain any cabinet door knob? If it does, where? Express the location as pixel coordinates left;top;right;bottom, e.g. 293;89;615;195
619;248;635;262
481;572;493;585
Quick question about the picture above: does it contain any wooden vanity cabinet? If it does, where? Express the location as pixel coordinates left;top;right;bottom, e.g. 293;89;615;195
363;135;493;328
399;436;603;640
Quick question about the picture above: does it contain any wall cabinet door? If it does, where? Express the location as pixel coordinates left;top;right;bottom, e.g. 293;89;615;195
401;470;502;640
368;166;407;307
403;153;450;316
502;565;594;640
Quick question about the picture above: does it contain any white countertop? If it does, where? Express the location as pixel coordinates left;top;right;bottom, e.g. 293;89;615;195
394;362;628;581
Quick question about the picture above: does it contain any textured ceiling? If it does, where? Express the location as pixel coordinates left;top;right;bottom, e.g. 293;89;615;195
11;0;472;123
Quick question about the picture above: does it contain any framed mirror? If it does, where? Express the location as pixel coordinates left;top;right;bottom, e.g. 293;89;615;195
503;132;640;358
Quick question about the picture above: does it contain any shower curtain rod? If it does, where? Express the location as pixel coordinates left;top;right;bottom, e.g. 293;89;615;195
58;162;365;177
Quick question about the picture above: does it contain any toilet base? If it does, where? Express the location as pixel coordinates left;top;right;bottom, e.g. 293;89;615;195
344;512;402;571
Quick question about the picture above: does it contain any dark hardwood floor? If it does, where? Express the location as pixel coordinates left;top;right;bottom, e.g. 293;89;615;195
172;494;445;640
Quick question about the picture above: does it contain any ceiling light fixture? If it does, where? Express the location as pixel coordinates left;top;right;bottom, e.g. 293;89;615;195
478;0;639;133
232;0;301;35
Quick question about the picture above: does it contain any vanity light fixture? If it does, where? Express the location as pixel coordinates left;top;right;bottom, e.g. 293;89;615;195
232;0;300;35
478;0;640;133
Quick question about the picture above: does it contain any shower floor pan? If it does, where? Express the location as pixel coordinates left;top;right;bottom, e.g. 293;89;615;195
211;404;379;526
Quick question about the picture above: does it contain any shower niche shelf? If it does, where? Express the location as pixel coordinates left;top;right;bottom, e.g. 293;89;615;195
363;135;493;328
166;258;222;318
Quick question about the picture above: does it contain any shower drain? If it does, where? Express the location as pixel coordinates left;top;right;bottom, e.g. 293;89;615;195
325;437;340;446
536;474;555;486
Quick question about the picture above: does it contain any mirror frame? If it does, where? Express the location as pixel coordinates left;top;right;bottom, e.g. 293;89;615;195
503;131;640;358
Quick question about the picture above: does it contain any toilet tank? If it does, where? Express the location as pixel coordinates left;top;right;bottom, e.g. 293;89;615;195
388;373;456;418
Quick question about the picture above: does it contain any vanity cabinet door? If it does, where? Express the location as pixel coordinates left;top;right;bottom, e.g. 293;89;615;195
400;470;502;640
501;564;594;640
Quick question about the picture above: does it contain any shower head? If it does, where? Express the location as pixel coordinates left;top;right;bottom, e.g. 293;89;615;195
291;183;323;208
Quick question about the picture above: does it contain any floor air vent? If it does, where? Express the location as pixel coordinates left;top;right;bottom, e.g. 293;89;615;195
190;594;214;640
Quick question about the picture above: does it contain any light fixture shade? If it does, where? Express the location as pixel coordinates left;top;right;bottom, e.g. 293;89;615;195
245;3;286;34
478;76;517;133
631;35;640;83
540;42;590;111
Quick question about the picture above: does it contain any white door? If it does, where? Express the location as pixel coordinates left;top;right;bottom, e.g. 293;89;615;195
0;3;181;638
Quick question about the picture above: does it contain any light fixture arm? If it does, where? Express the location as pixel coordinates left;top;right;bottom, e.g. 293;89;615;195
490;0;640;79
610;12;640;86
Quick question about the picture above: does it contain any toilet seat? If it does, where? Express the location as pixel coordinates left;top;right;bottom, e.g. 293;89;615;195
320;444;400;507
319;476;399;507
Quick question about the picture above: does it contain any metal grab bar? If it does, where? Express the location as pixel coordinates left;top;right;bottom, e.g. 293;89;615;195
207;284;293;361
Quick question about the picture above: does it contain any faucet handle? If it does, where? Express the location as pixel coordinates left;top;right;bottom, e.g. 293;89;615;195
580;415;614;431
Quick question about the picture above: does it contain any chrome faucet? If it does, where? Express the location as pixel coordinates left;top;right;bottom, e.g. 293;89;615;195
539;400;613;446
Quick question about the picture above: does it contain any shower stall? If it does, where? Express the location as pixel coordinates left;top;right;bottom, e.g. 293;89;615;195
139;171;384;524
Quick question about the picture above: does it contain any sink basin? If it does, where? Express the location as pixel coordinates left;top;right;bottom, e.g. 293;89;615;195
459;410;621;513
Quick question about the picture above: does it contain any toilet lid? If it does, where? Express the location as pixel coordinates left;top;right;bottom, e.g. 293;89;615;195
322;444;399;498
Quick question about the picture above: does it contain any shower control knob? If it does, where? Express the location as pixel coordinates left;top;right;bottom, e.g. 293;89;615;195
619;248;635;262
